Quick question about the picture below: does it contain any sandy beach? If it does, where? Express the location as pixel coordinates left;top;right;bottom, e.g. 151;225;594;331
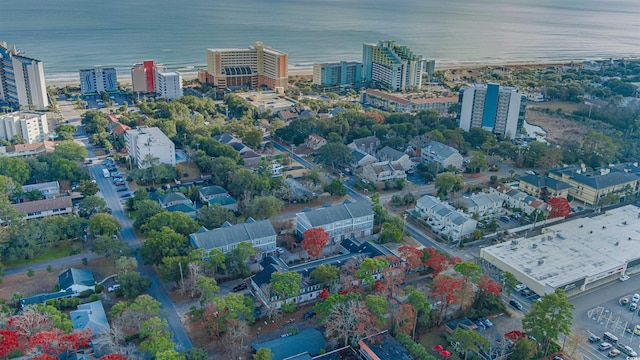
45;60;578;89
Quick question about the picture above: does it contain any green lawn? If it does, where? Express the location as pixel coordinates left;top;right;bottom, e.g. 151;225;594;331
4;242;81;268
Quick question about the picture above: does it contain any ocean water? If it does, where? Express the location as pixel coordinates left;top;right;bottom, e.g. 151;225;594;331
2;0;640;82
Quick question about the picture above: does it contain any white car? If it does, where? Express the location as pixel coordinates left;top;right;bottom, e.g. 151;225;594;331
632;294;640;303
108;284;121;292
621;274;630;282
276;247;285;254
515;283;527;292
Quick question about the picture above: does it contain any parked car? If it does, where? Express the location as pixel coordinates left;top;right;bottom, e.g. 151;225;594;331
303;310;316;319
553;356;563;360
589;335;601;343
117;187;128;192
276;247;285;254
515;283;526;292
108;284;121;292
509;299;523;310
632;294;639;303
630;303;637;312
521;288;532;297
621;298;630;305
620;274;630;282
474;319;486;329
120;193;131;198
233;283;248;292
599;342;613;351
609;349;621;358
480;317;493;327
618;344;637;357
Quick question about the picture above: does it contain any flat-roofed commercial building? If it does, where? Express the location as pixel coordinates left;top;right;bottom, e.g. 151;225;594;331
202;41;287;89
480;205;640;296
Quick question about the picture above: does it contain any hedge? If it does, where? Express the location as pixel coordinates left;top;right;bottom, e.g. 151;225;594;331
394;333;438;360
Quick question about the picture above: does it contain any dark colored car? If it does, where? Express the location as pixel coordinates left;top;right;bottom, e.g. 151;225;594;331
120;193;131;198
303;310;316;319
116;187;128;192
233;283;247;292
509;299;523;310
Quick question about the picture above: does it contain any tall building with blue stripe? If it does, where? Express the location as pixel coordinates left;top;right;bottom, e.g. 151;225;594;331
0;42;49;110
458;83;526;139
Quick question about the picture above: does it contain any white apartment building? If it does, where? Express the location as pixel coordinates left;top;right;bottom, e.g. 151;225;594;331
79;66;118;94
155;66;183;99
362;41;427;92
0;42;49;110
0;112;49;144
125;127;175;169
296;201;374;244
458;83;527;139
414;195;477;241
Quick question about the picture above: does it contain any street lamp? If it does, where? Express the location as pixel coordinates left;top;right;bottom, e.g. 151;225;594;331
402;212;408;241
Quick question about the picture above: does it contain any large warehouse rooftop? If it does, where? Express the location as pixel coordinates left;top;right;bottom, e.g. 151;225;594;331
481;205;640;294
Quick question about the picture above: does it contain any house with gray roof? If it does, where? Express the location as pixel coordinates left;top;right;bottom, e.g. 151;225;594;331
358;331;413;360
361;161;406;183
22;181;60;199
350;148;377;168
548;163;639;205
59;268;96;294
296;201;374;244
189;218;276;256
518;174;573;199
199;186;237;211
421;140;463;169
377;146;413;171
71;300;109;337
158;192;196;213
214;133;242;146
414;195;476;241
490;184;547;215
253;329;325;360
348;135;380;155
13;196;72;220
460;193;504;217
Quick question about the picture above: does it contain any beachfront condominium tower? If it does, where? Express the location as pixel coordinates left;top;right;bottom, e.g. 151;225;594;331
362;40;426;92
79;65;118;94
154;66;183;100
131;60;156;93
0;112;49;144
312;61;362;87
201;41;288;89
458;83;527;139
0;42;49;111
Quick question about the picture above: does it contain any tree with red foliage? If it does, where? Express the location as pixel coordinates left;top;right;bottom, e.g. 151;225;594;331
431;274;463;324
422;248;448;275
399;246;423;273
319;289;329;300
31;355;57;360
448;256;463;267
28;329;92;357
302;228;329;258
477;274;501;296
0;329;19;358
99;354;128;360
548;197;571;218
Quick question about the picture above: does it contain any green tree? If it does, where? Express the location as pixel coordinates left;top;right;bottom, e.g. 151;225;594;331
453;262;482;308
53;141;88;160
225;241;256;277
253;348;274;360
0;157;31;184
434;173;464;197
23;189;42;201
184;348;209;360
450;328;489;360
365;294;388;323
356;257;389;288
81;110;109;134
406;287;430;338
316;143;353;169
379;221;403;243
88;213;121;236
118;272;152;299
245;196;283;220
522;289;574;356
77;195;110;218
75;179;99;197
139;317;174;356
466;152;488;174
325;179;347;196
92;235;130;259
501;272;518;296
141;227;191;265
197;204;236;229
133;200;166;229
270;272;302;306
144;211;200;236
156;349;185;360
511;338;538;360
310;264;340;287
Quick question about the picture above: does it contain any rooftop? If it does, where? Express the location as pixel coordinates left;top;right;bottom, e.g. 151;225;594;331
13;197;72;214
481;205;640;290
297;201;374;228
22;181;59;192
422;140;460;159
190;219;276;251
59;268;95;290
548;165;640;189
70;300;109;336
252;328;325;360
358;331;413;360
518;175;573;191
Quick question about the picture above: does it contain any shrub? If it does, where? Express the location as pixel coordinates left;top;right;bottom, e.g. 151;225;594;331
281;303;297;313
79;289;95;298
89;294;100;302
394;333;436;360
95;284;104;293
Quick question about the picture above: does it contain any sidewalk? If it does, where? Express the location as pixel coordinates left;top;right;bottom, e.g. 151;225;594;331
3;252;101;276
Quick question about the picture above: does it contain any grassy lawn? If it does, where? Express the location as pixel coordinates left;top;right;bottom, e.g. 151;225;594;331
4;242;81;268
420;330;464;360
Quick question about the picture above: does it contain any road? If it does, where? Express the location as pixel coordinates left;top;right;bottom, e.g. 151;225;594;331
90;161;193;350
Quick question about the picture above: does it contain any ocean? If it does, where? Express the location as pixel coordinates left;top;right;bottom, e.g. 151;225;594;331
2;0;640;82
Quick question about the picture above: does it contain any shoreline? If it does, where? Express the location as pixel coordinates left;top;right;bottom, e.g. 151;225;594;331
45;58;620;89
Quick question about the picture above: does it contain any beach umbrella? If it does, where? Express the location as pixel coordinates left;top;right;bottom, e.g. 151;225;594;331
440;350;451;357
434;344;444;351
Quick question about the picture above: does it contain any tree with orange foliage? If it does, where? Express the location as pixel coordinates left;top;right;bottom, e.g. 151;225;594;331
99;355;128;360
422;247;448;275
324;297;378;347
0;329;19;358
431;274;463;324
477;274;501;296
548;197;571;218
302;228;329;258
390;301;415;336
28;329;92;357
398;246;423;273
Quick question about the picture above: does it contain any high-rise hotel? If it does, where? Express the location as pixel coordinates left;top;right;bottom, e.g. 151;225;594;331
199;41;288;90
362;41;426;92
458;83;527;139
0;42;49;110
